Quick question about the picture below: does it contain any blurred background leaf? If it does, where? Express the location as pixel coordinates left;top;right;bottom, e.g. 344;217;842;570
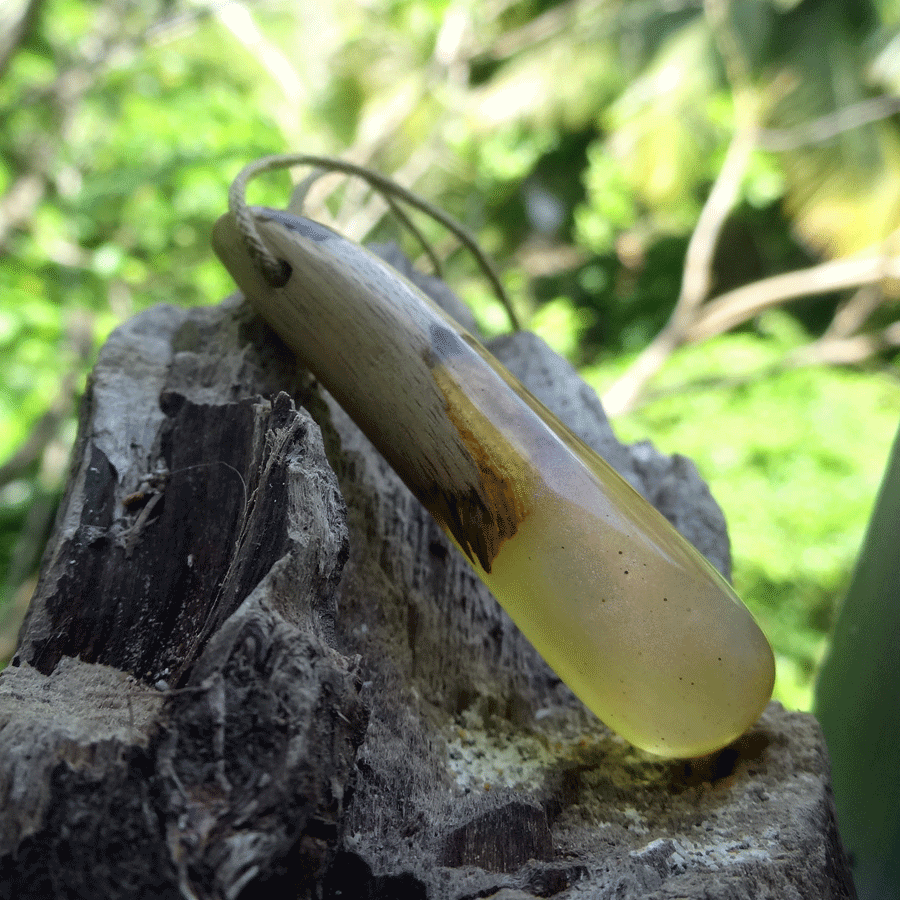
815;418;900;900
1;0;899;729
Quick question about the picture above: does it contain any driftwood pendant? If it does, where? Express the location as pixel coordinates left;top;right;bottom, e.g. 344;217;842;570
212;206;774;758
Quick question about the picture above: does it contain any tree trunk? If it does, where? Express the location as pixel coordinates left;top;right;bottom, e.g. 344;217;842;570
0;248;855;899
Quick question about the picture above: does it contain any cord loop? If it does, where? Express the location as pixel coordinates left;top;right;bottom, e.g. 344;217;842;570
227;153;521;330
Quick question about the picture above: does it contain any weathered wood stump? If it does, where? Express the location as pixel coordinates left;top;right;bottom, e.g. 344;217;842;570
0;248;855;898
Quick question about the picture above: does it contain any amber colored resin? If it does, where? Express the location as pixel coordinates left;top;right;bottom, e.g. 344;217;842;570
213;208;775;758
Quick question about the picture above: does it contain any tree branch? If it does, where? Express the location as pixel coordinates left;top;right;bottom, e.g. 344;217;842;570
211;1;304;109
0;0;45;80
602;0;759;416
794;322;900;366
686;253;900;342
602;124;757;416
758;95;900;152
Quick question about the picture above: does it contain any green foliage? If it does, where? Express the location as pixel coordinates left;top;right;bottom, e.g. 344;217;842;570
575;145;638;254
815;420;900;900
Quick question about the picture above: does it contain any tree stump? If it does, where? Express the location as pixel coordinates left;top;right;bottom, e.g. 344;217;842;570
0;249;856;899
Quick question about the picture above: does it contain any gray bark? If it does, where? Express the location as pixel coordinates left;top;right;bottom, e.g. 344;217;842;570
0;249;855;899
